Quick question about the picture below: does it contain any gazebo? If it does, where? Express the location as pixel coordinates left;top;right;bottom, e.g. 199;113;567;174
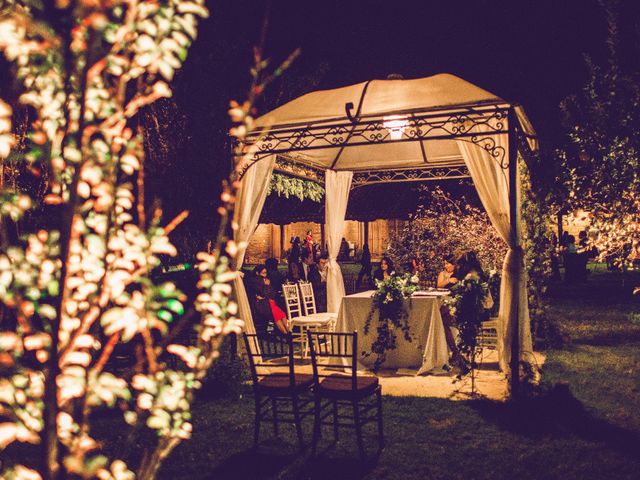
233;73;538;385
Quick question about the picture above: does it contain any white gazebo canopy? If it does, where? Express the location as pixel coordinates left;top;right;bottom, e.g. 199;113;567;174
233;73;538;382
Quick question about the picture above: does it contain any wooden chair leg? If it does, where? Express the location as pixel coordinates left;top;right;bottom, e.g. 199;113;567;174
352;400;365;459
332;400;339;442
292;394;304;451
271;398;279;436
253;395;261;448
311;396;321;457
376;389;384;449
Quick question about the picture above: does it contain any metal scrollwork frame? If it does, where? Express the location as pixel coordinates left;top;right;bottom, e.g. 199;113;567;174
351;166;471;188
239;104;510;174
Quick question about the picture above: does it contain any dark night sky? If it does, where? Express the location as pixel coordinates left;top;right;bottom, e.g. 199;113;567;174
161;0;623;255
2;1;636;257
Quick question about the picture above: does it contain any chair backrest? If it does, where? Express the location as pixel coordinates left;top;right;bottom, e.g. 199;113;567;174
307;331;358;390
242;333;295;386
298;281;317;315
478;318;498;350
282;283;303;320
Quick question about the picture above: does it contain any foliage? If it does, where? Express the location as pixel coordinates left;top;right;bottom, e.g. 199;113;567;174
267;172;324;202
363;273;418;371
0;0;302;478
558;0;640;268
387;186;507;284
444;274;492;359
520;157;554;339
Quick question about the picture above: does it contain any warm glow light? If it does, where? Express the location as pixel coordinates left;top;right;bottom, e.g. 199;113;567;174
383;115;408;140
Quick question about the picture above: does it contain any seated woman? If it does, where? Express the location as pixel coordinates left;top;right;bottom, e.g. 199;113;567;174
453;251;486;283
436;254;456;289
265;257;285;308
249;264;290;335
287;261;301;283
373;256;396;282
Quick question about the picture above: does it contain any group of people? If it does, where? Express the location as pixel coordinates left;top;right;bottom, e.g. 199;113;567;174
361;250;492;372
245;247;330;339
288;230;322;266
557;230;596;282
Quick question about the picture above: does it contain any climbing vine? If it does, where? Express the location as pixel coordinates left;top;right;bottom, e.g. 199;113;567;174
267;172;324;202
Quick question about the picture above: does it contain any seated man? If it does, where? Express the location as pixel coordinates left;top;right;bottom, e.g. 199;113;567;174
300;250;324;310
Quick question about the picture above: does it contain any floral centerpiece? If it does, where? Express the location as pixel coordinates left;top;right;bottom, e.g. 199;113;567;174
363;273;419;371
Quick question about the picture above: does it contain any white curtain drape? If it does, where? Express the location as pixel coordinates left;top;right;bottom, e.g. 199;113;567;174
456;126;534;372
232;155;276;334
325;170;353;313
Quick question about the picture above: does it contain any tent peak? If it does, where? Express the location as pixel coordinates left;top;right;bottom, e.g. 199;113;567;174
255;73;508;130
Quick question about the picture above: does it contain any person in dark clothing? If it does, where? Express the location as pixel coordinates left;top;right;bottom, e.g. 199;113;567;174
245;265;271;338
300;249;321;285
564;235;578;283
287;261;301;283
247;265;289;335
299;250;324;309
316;254;329;312
356;243;373;289
339;237;350;261
265;257;285;308
289;236;301;266
576;230;591;281
373;256;395;282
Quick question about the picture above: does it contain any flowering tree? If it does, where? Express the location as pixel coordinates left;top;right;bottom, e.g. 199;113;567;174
388;185;507;284
558;0;640;268
0;1;292;478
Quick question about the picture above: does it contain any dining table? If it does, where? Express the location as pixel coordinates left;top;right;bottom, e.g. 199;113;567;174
331;290;451;374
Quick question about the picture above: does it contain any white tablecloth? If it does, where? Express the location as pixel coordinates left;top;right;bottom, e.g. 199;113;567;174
332;291;450;374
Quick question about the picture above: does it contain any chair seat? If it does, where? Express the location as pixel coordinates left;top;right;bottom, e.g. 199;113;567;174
290;315;332;326
307;312;337;321
319;374;379;399
258;373;313;392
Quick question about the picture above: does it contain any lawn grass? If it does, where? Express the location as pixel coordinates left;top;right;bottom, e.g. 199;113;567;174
151;269;640;479
4;276;636;477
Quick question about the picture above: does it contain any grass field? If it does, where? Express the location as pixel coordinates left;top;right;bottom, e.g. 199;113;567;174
12;266;630;478
150;269;640;480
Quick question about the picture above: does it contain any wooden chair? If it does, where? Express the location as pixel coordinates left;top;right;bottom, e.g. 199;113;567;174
307;331;383;459
242;333;314;450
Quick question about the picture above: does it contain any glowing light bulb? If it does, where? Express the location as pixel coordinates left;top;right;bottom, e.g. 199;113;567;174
383;115;408;140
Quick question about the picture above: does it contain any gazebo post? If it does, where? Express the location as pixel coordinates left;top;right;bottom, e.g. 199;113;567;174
508;108;521;397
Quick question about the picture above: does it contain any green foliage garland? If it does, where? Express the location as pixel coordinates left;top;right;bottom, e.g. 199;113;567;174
444;275;491;358
267;172;324;202
520;156;553;340
363;274;418;371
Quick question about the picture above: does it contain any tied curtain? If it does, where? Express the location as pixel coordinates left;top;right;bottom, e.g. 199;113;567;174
325;170;353;313
232;155;276;335
456;125;534;373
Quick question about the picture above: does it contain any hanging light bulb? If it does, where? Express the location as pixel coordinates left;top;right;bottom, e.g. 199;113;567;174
383;115;408;140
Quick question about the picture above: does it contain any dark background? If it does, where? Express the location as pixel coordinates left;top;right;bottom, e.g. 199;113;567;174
159;0;623;257
3;0;638;257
